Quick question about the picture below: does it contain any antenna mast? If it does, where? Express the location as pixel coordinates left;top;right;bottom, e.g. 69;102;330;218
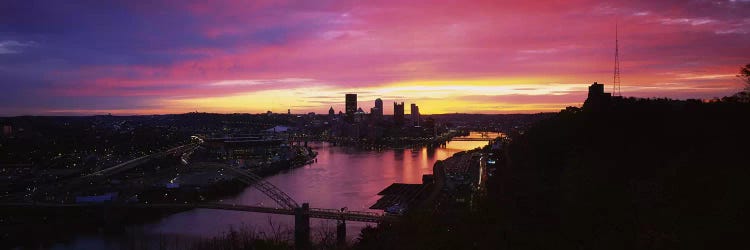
613;22;622;96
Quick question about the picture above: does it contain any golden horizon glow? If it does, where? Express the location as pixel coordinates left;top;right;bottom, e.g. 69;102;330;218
162;79;587;115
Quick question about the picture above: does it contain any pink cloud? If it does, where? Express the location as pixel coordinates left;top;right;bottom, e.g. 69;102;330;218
39;0;750;114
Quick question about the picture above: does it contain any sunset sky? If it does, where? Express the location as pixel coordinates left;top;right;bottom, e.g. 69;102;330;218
1;0;749;115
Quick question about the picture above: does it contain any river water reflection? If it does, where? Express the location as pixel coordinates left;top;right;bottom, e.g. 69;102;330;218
55;132;500;247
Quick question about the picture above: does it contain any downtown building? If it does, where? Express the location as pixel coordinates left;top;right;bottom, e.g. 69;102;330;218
393;102;405;125
345;94;357;122
411;103;420;127
370;98;384;120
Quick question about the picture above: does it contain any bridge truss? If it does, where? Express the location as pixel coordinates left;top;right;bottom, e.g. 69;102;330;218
192;162;299;209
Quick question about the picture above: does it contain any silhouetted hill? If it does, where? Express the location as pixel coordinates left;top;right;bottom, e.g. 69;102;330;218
355;96;750;249
497;97;750;249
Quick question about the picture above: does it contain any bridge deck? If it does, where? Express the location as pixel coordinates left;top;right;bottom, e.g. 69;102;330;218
449;138;496;141
88;143;198;177
0;202;393;223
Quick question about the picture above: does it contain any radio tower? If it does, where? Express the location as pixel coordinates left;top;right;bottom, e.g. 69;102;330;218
613;23;622;96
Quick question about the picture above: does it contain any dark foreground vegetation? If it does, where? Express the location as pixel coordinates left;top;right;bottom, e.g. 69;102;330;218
499;98;749;249
354;96;750;249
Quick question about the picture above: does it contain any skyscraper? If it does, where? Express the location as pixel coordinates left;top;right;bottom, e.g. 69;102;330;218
345;94;357;122
393;102;405;125
372;98;384;119
328;106;335;117
411;103;420;126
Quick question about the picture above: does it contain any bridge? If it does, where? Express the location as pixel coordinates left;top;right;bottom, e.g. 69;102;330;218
449;137;497;141
0;201;388;249
191;162;300;209
3;158;392;249
449;132;505;141
190;161;398;248
11;143;201;202
0;202;392;223
87;143;199;177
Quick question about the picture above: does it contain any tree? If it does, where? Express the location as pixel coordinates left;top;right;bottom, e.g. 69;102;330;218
738;64;750;89
723;64;750;103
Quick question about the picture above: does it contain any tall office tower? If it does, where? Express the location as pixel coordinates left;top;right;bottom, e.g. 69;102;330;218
328;106;335;117
372;98;384;119
393;102;405;125
345;94;357;122
410;103;420;126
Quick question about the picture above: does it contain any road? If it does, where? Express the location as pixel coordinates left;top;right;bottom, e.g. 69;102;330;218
87;143;198;177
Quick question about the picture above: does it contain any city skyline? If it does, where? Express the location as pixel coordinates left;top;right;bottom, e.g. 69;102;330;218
2;1;749;116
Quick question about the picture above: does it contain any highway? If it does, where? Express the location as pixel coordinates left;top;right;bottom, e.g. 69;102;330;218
86;143;198;177
478;154;487;191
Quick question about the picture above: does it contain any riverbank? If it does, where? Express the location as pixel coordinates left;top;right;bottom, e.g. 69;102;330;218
315;130;473;150
351;141;502;249
0;147;319;249
6;137;491;249
140;145;318;204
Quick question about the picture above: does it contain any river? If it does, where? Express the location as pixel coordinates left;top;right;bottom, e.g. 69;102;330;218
52;132;500;248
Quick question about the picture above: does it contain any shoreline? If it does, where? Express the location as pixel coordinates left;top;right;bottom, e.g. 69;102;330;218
1;135;489;249
0;149;319;249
